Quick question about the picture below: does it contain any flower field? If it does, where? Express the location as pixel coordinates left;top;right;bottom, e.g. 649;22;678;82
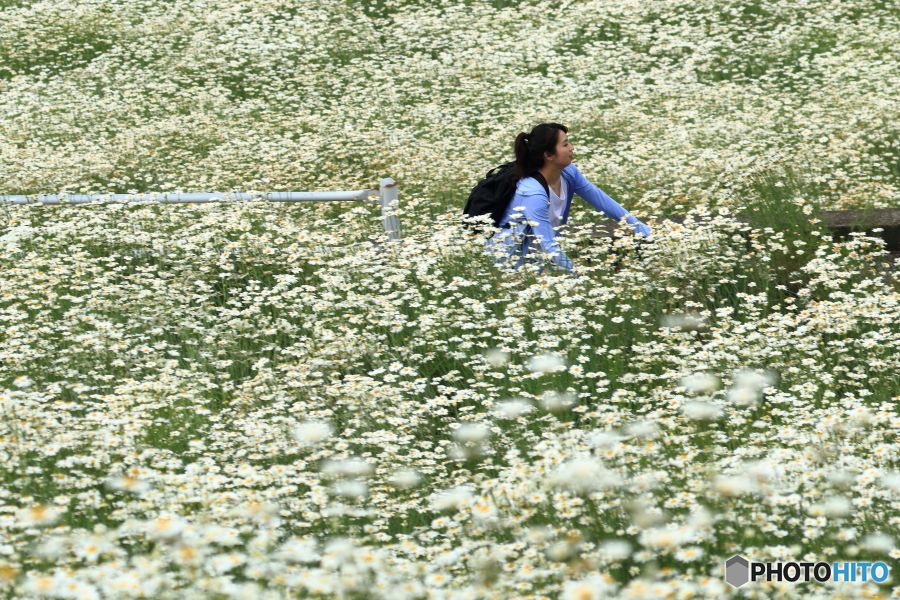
2;0;900;598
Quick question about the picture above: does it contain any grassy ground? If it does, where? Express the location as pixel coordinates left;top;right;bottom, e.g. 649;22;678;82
1;0;900;598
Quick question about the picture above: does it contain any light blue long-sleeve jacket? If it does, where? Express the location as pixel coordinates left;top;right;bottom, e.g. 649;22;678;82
485;163;651;275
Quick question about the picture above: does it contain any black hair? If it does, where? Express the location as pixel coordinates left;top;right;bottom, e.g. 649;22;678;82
512;122;568;186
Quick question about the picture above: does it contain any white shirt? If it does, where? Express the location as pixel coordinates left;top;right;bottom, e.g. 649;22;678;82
548;177;568;229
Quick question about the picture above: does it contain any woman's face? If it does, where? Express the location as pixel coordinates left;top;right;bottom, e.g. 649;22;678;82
543;130;574;169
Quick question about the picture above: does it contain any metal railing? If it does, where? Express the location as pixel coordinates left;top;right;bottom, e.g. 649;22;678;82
1;177;402;241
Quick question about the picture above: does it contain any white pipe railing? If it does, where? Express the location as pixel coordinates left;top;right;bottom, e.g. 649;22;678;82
0;177;402;241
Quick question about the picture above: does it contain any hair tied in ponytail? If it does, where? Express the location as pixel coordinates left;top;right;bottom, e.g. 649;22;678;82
511;123;567;187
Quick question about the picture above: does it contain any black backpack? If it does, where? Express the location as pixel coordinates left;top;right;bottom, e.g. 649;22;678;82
462;162;550;236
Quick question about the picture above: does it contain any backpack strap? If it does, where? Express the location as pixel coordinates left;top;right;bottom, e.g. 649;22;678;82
504;172;551;229
532;170;551;198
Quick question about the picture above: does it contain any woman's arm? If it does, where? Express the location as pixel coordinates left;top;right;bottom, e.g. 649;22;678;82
566;165;651;237
510;190;577;274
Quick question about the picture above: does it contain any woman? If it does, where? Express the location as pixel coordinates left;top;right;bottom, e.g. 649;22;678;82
486;122;651;275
